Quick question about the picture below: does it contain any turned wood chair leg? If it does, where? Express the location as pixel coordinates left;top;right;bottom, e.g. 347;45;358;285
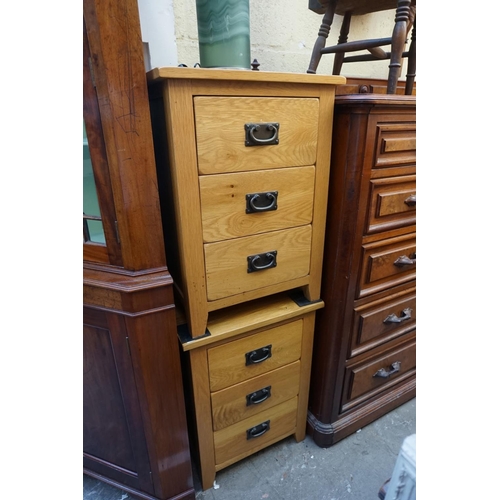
387;0;411;94
405;19;416;95
332;11;352;75
307;0;338;74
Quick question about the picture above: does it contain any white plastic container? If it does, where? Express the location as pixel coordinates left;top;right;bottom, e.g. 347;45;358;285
384;434;416;500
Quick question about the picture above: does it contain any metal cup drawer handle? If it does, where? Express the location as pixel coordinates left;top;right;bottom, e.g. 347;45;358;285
245;122;280;146
246;191;278;213
245;344;272;365
247;251;277;273
246;386;272;406
246;420;271;440
373;361;401;379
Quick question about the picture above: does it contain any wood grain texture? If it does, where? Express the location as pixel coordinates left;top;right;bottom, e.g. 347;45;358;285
162;79;209;338
204;226;312;301
180;292;324;351
211;361;301;431
294;312;316;442
84;0;165;272
188;348;217;491
194;97;319;174
306;95;416;448
343;336;416;409
358;232;416;298
351;289;416;357
304;86;335;302
150;72;340;338
148;66;345;86
213;397;298;466
207;320;303;392
199;166;315;242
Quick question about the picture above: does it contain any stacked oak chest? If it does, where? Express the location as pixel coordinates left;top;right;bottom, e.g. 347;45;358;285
147;67;345;490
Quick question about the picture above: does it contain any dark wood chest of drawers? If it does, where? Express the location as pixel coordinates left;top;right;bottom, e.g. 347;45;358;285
307;94;416;447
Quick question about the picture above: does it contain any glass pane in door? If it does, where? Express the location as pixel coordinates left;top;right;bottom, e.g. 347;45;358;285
83;121;106;244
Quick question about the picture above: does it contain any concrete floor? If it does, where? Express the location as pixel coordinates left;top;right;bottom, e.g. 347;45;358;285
83;398;416;500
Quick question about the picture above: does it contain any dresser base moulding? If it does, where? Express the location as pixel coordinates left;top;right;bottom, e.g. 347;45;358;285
84;469;195;500
307;376;416;448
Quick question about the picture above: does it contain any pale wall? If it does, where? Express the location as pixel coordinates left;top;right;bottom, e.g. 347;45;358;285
139;0;410;80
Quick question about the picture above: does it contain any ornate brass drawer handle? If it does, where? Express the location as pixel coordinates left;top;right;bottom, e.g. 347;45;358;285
393;253;416;267
404;194;416;207
246;420;270;440
245;345;272;365
246;386;272;406
246;191;278;213
383;307;413;324
247;251;277;273
373;361;401;379
245;122;280;146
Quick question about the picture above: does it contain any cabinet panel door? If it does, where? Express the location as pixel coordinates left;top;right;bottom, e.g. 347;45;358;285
83;308;154;495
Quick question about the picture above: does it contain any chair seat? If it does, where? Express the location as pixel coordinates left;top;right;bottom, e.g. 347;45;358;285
309;0;400;16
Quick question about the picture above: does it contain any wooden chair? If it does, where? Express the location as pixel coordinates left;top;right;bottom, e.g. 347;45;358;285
307;0;416;94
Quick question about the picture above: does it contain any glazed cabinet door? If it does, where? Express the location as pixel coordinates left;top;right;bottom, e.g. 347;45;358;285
83;307;154;495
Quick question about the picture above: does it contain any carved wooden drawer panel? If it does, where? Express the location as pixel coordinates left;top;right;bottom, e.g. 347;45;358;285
372;122;416;171
342;336;416;412
350;289;416;358
358;233;416;298
365;175;416;235
194;97;319;174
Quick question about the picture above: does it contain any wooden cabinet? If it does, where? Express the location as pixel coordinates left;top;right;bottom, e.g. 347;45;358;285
180;293;323;490
147;68;345;490
307;94;416;447
147;68;345;339
83;1;195;499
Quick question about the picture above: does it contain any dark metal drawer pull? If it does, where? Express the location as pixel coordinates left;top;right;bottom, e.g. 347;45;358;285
246;420;270;440
246;386;272;406
383;307;413;324
245;345;272;365
246;191;278;213
245;123;280;146
373;361;401;379
393;253;416;267
404;194;416;207
247;251;277;273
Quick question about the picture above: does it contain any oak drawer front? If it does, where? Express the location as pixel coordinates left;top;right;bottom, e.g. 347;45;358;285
365;175;416;235
373;122;416;170
358;234;416;298
204;225;312;301
208;320;303;392
342;339;416;410
194;97;319;174
199;166;315;242
211;361;301;431
350;291;416;357
214;397;298;466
